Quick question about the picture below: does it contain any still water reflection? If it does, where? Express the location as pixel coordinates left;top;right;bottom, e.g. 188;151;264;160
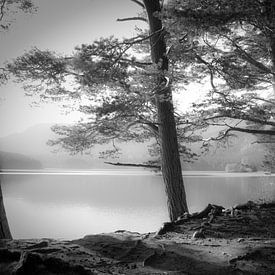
1;170;275;239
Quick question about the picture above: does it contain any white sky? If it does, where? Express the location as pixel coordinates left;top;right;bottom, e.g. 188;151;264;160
0;0;202;137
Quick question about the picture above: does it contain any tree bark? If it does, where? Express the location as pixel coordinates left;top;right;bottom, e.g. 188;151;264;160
266;0;275;95
143;0;189;220
0;180;12;239
269;31;275;95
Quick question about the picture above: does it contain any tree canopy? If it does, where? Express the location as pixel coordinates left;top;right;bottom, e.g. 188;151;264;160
6;33;196;161
5;0;275;163
160;0;275;151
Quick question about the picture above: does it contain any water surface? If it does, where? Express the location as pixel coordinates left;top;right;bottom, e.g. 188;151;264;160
1;170;275;239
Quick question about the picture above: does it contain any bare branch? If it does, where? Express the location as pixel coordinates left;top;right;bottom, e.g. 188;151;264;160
195;54;217;89
109;44;132;69
252;140;275;144
0;0;7;21
143;121;159;135
129;0;145;9
123;27;164;45
226;127;275;136
250;96;275;105
120;58;152;66
125;117;159;136
202;125;275;145
117;16;147;22
201;132;233;145
203;114;275;127
223;35;274;75
104;161;160;169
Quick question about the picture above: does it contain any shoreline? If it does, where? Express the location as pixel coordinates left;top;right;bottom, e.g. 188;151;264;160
1;169;275;177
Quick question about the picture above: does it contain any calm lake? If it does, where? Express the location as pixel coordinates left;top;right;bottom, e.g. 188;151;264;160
1;169;275;239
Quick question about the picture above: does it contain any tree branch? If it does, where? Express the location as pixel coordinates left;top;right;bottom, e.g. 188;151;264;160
104;161;160;169
117;16;147;22
252;140;275;144
224;35;274;75
123;27;164;45
129;0;145;9
203;114;275;127
226;127;275;136
120;58;152;67
250;96;275;105
0;0;7;21
195;54;230;99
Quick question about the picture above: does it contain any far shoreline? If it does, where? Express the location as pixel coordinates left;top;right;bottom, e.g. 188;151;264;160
0;169;275;177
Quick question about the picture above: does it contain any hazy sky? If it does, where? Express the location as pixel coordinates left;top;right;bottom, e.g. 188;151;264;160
0;0;146;136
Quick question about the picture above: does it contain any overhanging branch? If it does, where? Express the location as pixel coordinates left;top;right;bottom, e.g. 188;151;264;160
203;114;275;127
201;125;275;146
0;0;7;21
123;27;164;45
130;0;145;9
224;35;274;75
104;161;160;169
226;127;275;136
117;16;147;22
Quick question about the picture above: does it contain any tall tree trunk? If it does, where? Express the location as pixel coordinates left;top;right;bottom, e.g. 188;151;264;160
0;180;12;239
270;33;275;95
266;6;275;171
266;0;275;95
143;0;188;221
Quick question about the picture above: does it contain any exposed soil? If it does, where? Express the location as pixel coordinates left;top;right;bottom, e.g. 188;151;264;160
0;201;274;274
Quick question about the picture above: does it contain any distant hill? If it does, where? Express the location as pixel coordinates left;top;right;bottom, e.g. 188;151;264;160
0;123;268;171
184;131;266;171
0;124;58;156
0;151;42;169
0;124;152;169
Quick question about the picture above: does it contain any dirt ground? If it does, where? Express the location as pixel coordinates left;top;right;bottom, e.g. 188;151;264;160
0;201;275;274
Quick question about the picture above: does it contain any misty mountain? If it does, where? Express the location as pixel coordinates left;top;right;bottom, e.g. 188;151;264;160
0;124;152;169
0;151;42;169
0;124;59;157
